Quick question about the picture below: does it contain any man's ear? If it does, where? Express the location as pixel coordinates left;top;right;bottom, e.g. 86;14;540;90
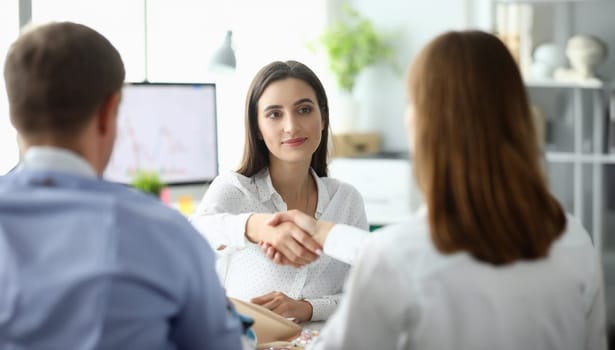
97;91;122;135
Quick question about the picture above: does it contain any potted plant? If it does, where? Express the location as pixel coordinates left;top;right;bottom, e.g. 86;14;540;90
315;4;396;131
318;4;395;93
131;170;165;198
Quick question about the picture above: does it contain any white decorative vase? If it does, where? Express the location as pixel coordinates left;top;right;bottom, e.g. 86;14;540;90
330;91;358;134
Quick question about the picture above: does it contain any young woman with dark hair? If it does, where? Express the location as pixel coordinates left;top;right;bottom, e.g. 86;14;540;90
192;60;368;323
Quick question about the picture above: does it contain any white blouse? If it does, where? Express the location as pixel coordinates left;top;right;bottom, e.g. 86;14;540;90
311;208;607;349
191;168;368;321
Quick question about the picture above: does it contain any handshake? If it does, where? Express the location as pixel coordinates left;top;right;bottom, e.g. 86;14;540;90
246;210;335;268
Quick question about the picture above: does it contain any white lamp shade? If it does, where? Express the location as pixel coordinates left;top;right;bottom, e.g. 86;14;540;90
210;30;236;70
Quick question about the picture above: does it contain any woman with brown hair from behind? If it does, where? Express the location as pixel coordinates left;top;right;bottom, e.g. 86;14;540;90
268;30;606;349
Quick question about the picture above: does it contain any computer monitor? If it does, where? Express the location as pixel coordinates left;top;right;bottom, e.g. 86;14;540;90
104;83;218;185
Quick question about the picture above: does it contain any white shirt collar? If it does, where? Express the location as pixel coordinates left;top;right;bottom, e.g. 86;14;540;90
253;168;277;203
20;146;97;178
253;167;328;217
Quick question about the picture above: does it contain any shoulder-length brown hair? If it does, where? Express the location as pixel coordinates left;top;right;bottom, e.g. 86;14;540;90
408;30;566;265
237;60;330;177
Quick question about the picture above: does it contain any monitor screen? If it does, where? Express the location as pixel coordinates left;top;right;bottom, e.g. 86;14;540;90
104;83;218;185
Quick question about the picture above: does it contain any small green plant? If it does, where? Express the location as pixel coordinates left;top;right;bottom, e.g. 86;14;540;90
316;4;396;92
131;170;165;197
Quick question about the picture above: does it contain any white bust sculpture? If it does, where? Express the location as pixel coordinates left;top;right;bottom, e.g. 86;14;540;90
531;43;565;80
554;35;607;83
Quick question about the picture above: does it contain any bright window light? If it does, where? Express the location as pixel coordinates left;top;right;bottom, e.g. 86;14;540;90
0;0;19;174
32;0;146;82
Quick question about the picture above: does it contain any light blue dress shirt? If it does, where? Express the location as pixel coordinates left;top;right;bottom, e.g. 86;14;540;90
0;147;242;349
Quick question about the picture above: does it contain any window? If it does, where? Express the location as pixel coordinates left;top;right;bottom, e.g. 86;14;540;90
0;0;19;174
32;0;146;82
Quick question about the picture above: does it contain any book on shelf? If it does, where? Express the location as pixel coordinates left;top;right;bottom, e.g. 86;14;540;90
495;2;533;79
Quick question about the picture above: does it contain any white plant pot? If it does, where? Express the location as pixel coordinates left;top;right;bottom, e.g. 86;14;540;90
330;91;358;133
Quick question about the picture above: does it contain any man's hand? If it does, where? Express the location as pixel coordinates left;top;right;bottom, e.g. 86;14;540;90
246;212;322;267
251;291;313;323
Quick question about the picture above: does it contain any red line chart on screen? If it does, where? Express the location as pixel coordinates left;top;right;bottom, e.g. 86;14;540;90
103;84;218;184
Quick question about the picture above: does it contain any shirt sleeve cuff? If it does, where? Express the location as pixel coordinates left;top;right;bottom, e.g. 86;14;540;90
304;296;340;321
228;212;253;249
323;224;370;265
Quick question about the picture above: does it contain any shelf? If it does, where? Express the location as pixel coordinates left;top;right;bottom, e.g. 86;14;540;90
546;152;615;164
526;79;613;90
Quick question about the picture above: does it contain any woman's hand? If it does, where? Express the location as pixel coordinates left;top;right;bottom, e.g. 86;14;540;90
246;212;322;267
251;291;313;323
267;210;335;245
259;210;336;266
259;241;289;265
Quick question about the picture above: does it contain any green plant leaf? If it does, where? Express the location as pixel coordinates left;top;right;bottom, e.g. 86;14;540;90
131;170;165;196
315;3;396;92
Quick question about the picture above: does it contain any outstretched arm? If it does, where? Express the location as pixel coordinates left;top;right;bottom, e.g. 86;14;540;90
309;242;411;349
263;210;370;266
191;176;322;266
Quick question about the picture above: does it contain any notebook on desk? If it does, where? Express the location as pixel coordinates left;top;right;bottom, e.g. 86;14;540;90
229;297;302;345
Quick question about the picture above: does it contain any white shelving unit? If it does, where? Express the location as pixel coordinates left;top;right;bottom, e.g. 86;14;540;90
494;0;615;336
529;82;614;257
492;0;615;252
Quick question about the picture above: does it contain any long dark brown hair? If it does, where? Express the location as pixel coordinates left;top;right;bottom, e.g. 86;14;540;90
237;60;330;177
409;30;566;265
